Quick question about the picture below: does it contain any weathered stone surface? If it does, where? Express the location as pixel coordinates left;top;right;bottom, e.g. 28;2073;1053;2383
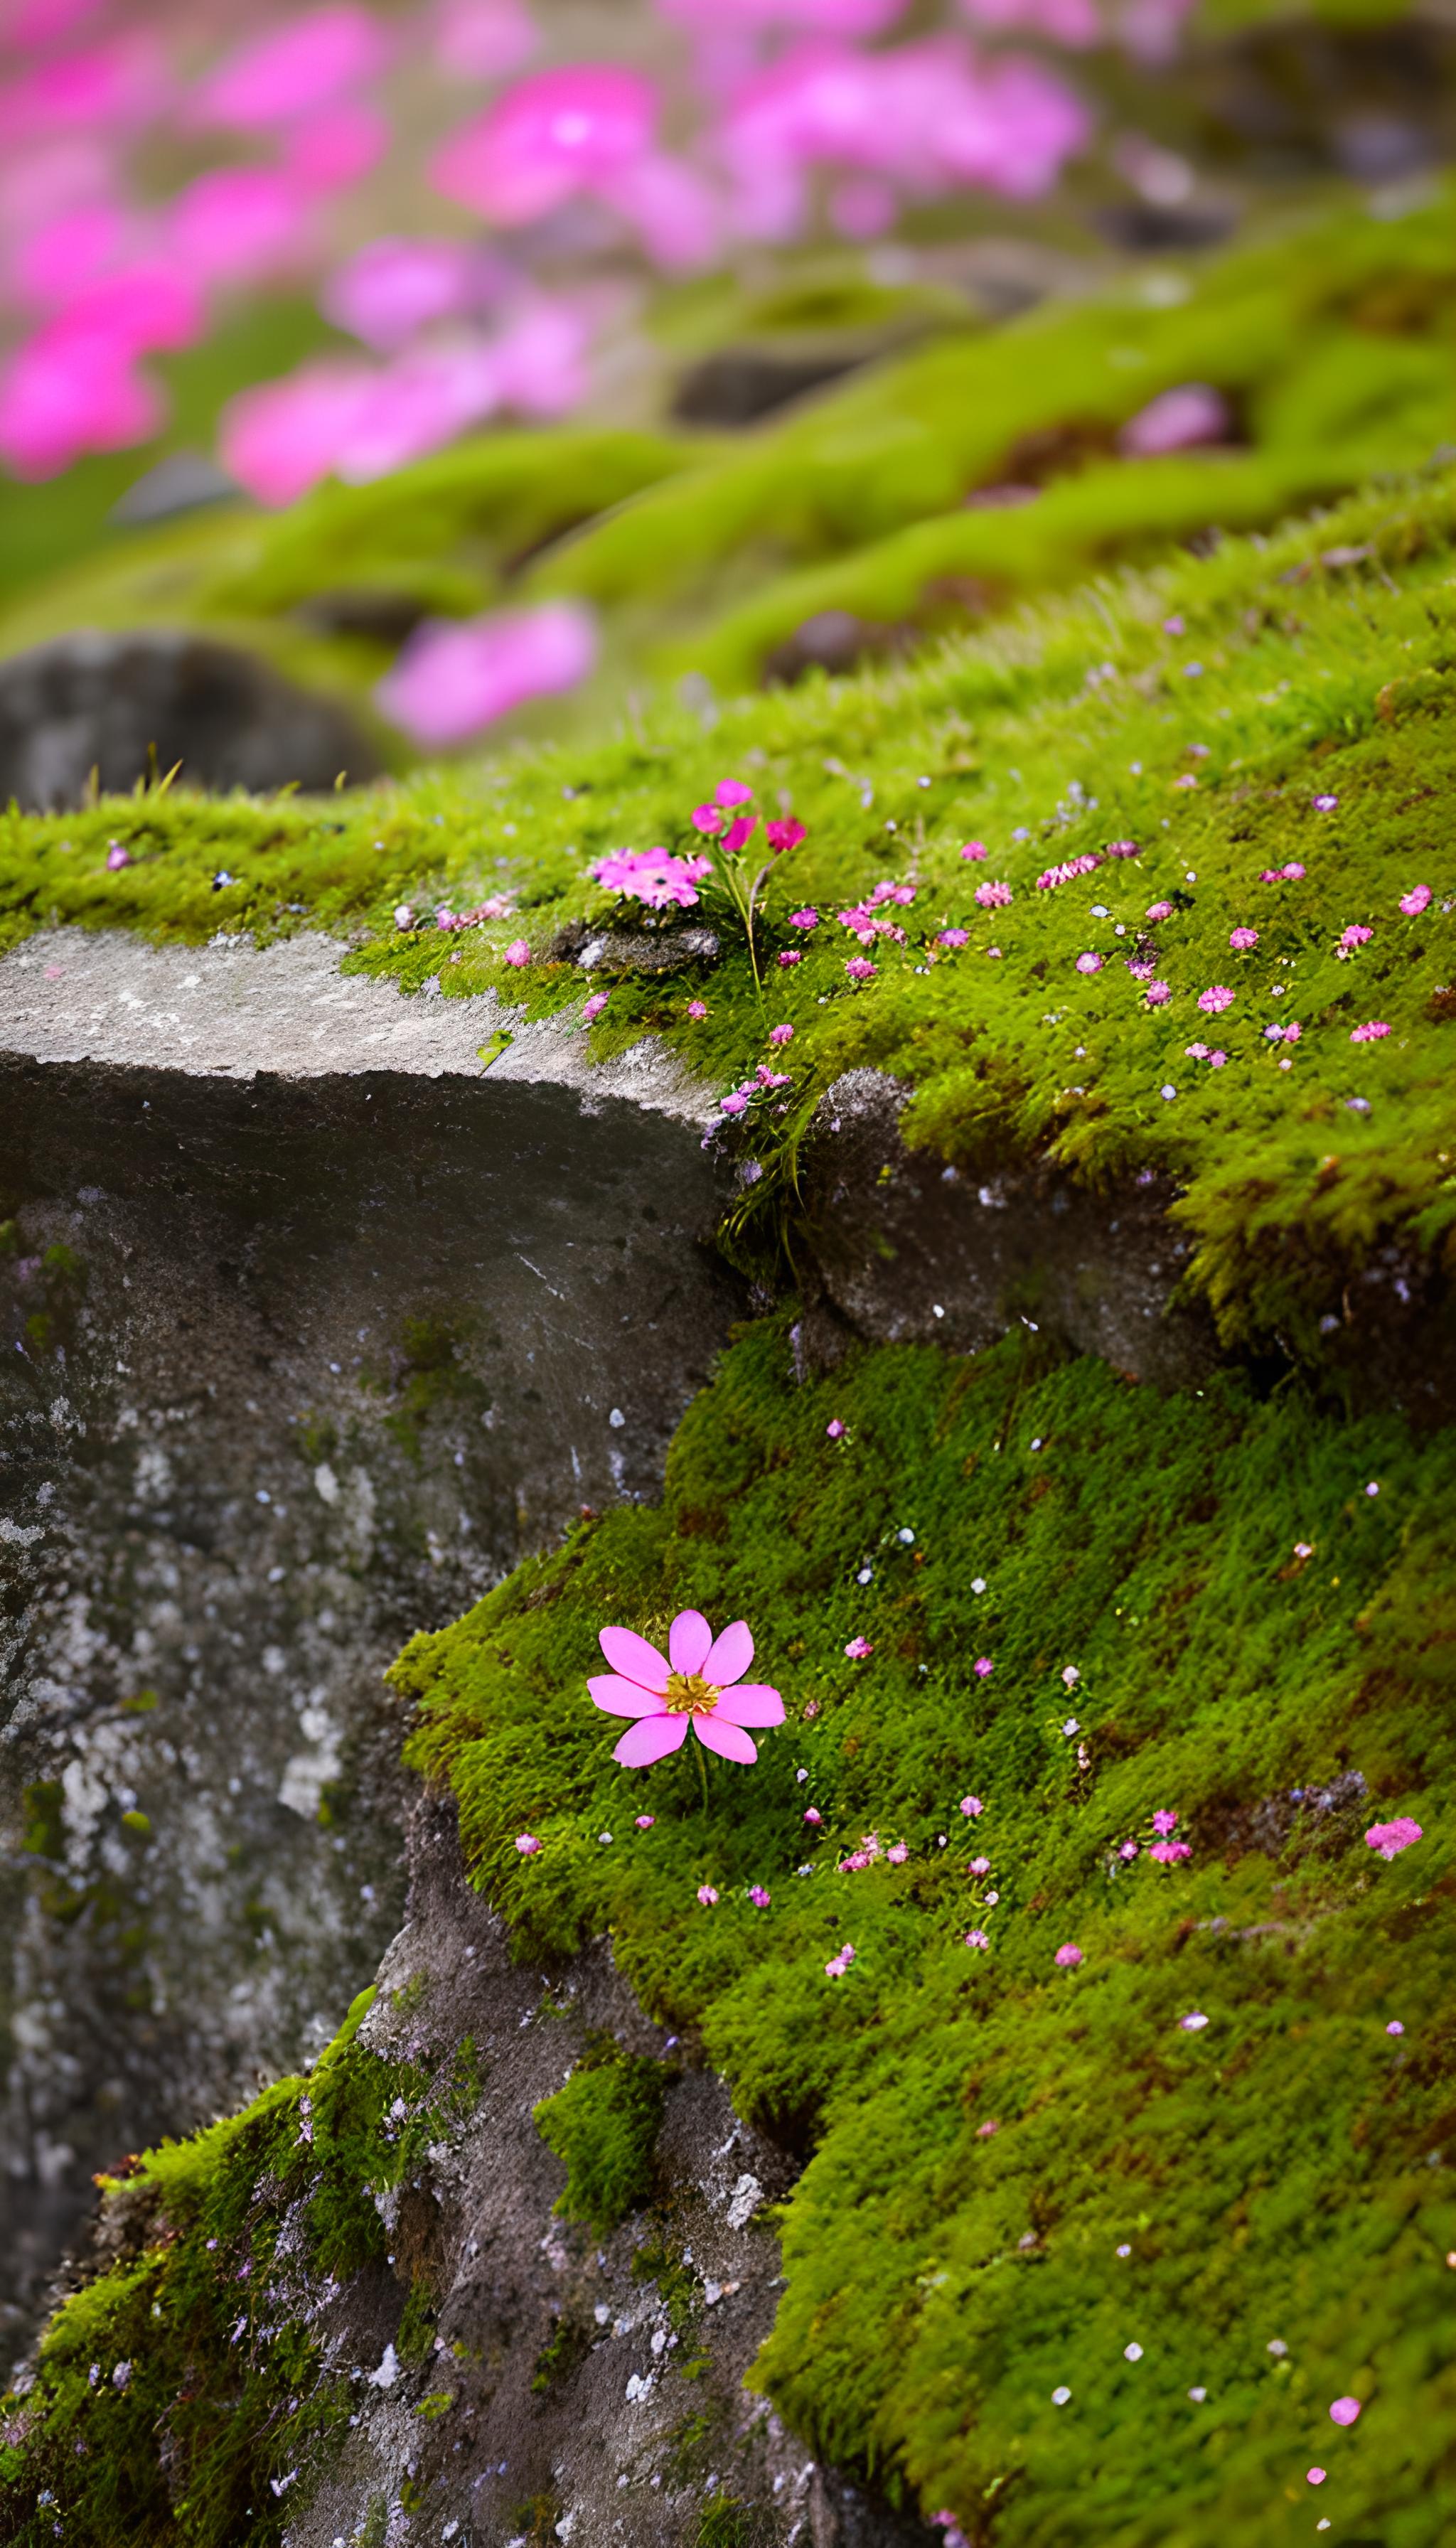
278;1800;931;2548
0;629;380;811
0;941;738;2360
798;1069;1216;1388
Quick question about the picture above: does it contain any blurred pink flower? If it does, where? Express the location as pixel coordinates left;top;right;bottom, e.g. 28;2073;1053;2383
0;262;203;477
975;879;1012;908
11;200;129;309
1328;2398;1361;2427
1198;985;1233;1013
1349;1020;1391;1044
698;1883;719;1905
1365;1817;1420;1859
845;956;877;981
960;1795;983;1816
965;1928;990;1949
1151;1810;1178;1834
188;8;390;131
826;1418;845;1439
1399;884;1432;916
284;101;390;198
0;38;170;146
589;1610;784;1766
1229;926;1258;951
220;358;377;505
503;939;531;967
1075;951;1103;974
938;929;969;948
514;1832;541;1856
1118;382;1231;458
582;991;610;1023
433;0;539;81
165;167;311;289
1149;1838;1190;1863
1054;1942;1083;1968
376;600;596;746
959;0;1098;39
432;64;658;226
323;237;486;350
844;1635;874;1659
1145;980;1171;1006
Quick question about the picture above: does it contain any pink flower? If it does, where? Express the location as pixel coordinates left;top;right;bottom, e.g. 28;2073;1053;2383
721;813;759;855
686;1000;708;1019
433;64;659;226
1185;1042;1210;1059
1400;884;1432;916
975;879;1012;909
975;2118;999;2137
1126;960;1155;980
778;950;803;968
1054;1942;1083;1968
1173;774;1198;791
720;1091;750;1116
1145;981;1171;1007
582;992;609;1024
788;908;818;930
1339;924;1373;951
715;778;753;808
844;1635;874;1660
1150;1839;1191;1864
965;1929;990;1949
503;940;531;968
766;818;806;855
968;1855;990;1875
1229;927;1258;951
960;1795;983;1817
1313;794;1339;812
1104;840;1142;860
961;842;989;861
803;1806;823;1826
1037;853;1101;891
589;1612;784;1767
190;7;388;129
1350;1020;1391;1043
825;1418;845;1440
886;1841;909;1864
634;1814;655;1828
1386;2020;1404;2036
1365;1817;1421;1859
1328;2398;1361;2427
769;1023;794;1046
1145;901;1173;921
1151;1810;1178;1835
749;1885;771;1908
106;842;131;870
1178;2011;1209;2031
938;928;970;948
1118;1840;1139;1861
376;601;596;745
1308;2467;1327;2485
824;1942;856;1979
1198;985;1233;1014
515;1833;541;1856
1075;952;1103;975
1118;382;1231;459
845;957;878;982
973;1656;993;1679
697;1884;719;1906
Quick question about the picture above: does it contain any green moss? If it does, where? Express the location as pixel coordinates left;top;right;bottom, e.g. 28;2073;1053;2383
387;1316;1455;2542
533;2038;668;2234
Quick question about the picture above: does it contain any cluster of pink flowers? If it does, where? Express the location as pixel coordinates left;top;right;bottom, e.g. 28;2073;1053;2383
938;928;970;948
1399;884;1432;916
1145;899;1174;921
1054;1942;1083;1968
1103;839;1142;860
845;956;878;982
593;845;714;909
1036;852;1101;891
789;907;819;931
1228;926;1259;951
1075;951;1103;975
697;1883;719;1906
825;1942;857;1981
582;990;610;1024
1197;985;1233;1014
378;598;596;745
844;1634;874;1660
965;1927;991;1950
1144;980;1171;1007
1149;1806;1191;1863
748;1884;771;1908
975;878;1013;909
838;878;916;941
1350;1019;1391;1044
515;1833;541;1857
432;894;514;931
839;1831;882;1871
1259;861;1307;882
1365;1817;1421;1859
1338;924;1373;954
720;1059;793;1115
1184;1042;1228;1066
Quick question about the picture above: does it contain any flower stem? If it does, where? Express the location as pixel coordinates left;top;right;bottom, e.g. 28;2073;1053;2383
697;1740;710;1814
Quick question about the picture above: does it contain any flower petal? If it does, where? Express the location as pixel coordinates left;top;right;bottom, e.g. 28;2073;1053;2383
614;1713;689;1767
694;1713;757;1765
702;1619;754;1686
713;1683;783;1728
598;1624;669;1693
589;1675;665;1720
668;1609;713;1675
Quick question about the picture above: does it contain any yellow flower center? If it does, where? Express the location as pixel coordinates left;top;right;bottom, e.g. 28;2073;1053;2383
663;1671;719;1715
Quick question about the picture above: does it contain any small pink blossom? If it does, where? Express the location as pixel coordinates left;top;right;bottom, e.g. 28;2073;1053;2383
1172;774;1198;790
582;991;609;1024
803;1806;823;1826
777;951;803;968
1037;853;1101;891
766;818;806;855
1178;2011;1209;2031
1198;985;1233;1014
1399;884;1432;916
886;1841;909;1865
768;1022;794;1046
105;841;132;871
968;1855;990;1875
1150;1839;1191;1864
1118;1840;1139;1861
845;1635;874;1660
1163;616;1184;635
687;1000;707;1019
1185;1042;1209;1059
749;1885;771;1908
1151;1811;1178;1835
1145;981;1171;1007
589;1611;784;1767
938;928;970;948
635;1815;655;1829
960;1796;984;1817
973;1656;993;1679
716;778;753;808
1229;927;1258;951
1308;2468;1327;2485
1329;2398;1361;2427
845;957;878;982
503;939;531;968
975;879;1012;909
1386;2020;1404;2037
1054;1942;1083;1969
514;1833;541;1856
1261;861;1307;882
961;842;989;860
1126;960;1155;981
1365;1817;1421;1859
1145;900;1173;921
721;813;758;855
697;1885;719;1907
1075;951;1103;975
825;1419;845;1440
720;1091;749;1116
788;907;818;930
1312;794;1339;812
1350;1020;1391;1043
824;1942;856;1979
965;1929;990;1950
1120;383;1231;457
1339;924;1373;951
975;2118;999;2137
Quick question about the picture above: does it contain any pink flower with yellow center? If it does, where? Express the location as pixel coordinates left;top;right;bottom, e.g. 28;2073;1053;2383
589;1610;783;1767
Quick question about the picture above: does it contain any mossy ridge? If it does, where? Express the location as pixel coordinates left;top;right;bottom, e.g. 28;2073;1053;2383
6;462;1456;1355
392;1318;1454;2540
0;1987;478;2547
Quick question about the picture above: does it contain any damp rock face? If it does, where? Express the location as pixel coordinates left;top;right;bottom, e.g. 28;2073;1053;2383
0;934;737;2357
0;628;381;812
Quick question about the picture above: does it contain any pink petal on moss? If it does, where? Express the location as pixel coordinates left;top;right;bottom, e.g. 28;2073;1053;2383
588;1674;664;1720
669;1609;712;1675
714;1684;783;1728
614;1713;688;1767
694;1713;757;1765
702;1619;753;1686
598;1625;669;1692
